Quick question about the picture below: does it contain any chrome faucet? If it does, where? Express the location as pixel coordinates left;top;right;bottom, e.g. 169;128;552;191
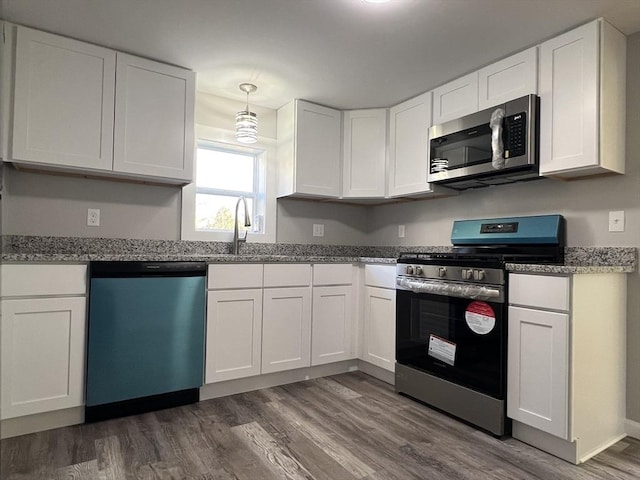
233;196;252;254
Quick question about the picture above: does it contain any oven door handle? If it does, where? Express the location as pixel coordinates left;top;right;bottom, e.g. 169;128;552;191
396;277;504;303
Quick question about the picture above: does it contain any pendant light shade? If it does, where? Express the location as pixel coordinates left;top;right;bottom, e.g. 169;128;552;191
236;83;258;144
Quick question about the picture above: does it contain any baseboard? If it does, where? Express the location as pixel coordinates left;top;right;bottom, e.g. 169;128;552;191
199;360;358;401
625;419;640;439
0;407;84;439
357;360;395;385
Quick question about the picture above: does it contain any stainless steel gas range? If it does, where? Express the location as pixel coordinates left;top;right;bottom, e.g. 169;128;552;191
395;215;565;436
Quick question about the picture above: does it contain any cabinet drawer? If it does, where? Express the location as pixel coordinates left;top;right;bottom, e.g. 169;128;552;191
313;263;353;286
263;264;311;288
364;264;396;289
207;264;263;289
509;274;570;311
1;264;87;297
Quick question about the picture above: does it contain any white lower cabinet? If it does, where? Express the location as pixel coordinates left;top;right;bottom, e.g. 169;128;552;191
507;272;627;464
508;306;569;438
205;289;263;383
262;287;312;374
362;286;396;372
312;285;353;366
0;264;87;420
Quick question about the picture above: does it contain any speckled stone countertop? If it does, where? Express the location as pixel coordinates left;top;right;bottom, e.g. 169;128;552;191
1;236;636;273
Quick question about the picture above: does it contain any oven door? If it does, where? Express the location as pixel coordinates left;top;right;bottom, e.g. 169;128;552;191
396;278;506;399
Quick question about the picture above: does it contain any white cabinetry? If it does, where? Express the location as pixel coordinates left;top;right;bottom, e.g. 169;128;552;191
5;24;195;184
311;264;354;366
11;26;116;171
0;264;87;419
432;72;478;125
113;53;195;182
205;264;263;383
342;109;387;198
388;91;446;198
508;272;627;464
277;99;342;198
262;264;312;374
539;19;626;178
478;47;538;109
361;264;396;372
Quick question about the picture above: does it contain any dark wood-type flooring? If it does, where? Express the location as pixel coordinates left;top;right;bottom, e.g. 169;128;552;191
2;372;639;479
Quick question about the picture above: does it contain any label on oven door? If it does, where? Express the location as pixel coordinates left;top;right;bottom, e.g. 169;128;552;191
428;335;456;366
465;301;496;335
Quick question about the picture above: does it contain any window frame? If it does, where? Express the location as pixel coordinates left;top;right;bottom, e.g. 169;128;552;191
180;126;276;244
194;143;259;233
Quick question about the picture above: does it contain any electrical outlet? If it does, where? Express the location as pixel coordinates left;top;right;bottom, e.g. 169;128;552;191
609;211;625;232
87;208;100;227
398;225;405;238
313;224;325;237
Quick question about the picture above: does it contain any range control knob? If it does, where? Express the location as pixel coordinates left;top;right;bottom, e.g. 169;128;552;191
473;269;486;281
462;269;473;280
406;265;414;275
415;266;423;275
438;267;447;277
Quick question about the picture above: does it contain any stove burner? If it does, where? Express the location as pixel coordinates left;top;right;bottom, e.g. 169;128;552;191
398;245;564;266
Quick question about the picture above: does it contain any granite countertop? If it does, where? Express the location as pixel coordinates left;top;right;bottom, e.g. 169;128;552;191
0;236;636;273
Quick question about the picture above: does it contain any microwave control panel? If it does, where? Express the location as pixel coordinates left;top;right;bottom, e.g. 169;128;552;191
504;112;526;159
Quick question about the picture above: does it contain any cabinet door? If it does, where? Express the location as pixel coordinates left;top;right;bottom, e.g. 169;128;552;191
362;286;396;372
539;21;598;175
262;287;311;373
12;26;115;170
1;297;86;419
113;53;195;182
388;92;434;197
312;286;353;366
478;47;537;110
342;109;387;198
205;289;262;383
432;72;478;125
295;101;342;197
507;306;569;439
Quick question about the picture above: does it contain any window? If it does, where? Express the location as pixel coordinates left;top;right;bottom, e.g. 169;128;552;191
194;145;259;233
181;137;274;243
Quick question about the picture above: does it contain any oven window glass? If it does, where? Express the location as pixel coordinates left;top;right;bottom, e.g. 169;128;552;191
396;290;506;398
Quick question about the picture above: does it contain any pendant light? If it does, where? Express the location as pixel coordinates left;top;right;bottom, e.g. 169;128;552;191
236;83;258;144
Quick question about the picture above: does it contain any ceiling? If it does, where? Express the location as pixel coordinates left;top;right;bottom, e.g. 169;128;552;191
1;0;639;110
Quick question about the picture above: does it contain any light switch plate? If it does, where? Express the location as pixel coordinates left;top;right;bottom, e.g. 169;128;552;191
609;211;624;232
398;225;405;238
313;224;325;237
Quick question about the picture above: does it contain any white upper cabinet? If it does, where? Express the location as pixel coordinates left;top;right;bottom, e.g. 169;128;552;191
11;26;116;171
6;24;195;184
432;72;479;125
113;53;195;182
277;99;342;198
342;108;387;198
388;91;435;197
478;47;538;110
539;19;626;178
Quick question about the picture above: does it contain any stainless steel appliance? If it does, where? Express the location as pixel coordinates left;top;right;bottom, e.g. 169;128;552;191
86;261;206;422
428;94;539;189
395;215;565;436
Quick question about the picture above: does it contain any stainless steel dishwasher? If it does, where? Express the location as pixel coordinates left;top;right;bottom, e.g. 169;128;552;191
85;261;206;422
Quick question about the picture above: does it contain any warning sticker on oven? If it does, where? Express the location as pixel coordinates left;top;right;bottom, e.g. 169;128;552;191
428;335;456;366
465;301;496;335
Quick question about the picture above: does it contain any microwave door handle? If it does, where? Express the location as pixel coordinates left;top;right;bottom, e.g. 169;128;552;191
490;108;505;169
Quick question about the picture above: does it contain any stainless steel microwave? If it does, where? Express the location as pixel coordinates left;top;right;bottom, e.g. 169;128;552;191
427;94;540;190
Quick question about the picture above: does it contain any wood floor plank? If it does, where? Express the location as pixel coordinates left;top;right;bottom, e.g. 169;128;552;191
231;421;314;480
266;398;377;479
55;459;99;480
95;435;126;480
